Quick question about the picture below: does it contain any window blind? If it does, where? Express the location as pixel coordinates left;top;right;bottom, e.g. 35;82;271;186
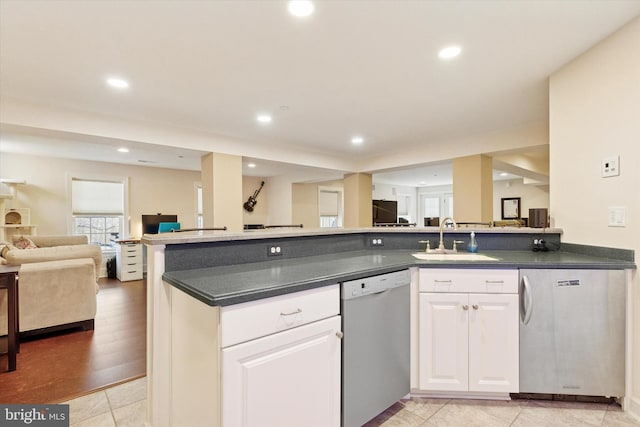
318;190;339;216
72;179;124;215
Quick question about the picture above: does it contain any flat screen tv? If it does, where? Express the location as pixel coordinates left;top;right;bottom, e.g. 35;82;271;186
372;200;397;224
142;214;178;234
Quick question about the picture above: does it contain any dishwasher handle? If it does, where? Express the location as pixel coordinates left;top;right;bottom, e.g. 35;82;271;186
520;275;533;325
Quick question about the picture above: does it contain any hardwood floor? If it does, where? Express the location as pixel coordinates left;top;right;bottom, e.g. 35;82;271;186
0;277;146;404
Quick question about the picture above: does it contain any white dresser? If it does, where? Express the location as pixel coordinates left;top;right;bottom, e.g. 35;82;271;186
115;241;143;281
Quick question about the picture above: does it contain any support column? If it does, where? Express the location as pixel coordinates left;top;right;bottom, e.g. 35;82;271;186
201;153;243;232
343;173;372;228
452;155;493;223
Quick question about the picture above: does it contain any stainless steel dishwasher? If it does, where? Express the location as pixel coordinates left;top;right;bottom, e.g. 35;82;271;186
341;269;410;427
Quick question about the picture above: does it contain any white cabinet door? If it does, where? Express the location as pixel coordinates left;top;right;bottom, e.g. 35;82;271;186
419;293;468;391
418;292;519;394
223;316;341;427
468;293;519;393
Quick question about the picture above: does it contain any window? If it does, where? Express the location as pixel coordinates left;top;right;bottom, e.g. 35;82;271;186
418;191;453;225
71;177;125;245
423;196;440;218
196;183;203;228
318;188;343;228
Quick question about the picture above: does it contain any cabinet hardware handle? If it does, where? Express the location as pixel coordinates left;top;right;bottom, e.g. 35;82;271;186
280;308;302;316
462;305;469;310
485;280;504;284
472;304;479;310
434;280;452;284
336;331;344;339
521;276;534;325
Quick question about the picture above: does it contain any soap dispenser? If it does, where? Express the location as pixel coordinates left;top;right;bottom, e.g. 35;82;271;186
467;232;478;253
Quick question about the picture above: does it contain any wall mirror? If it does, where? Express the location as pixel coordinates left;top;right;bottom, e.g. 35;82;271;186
501;197;521;219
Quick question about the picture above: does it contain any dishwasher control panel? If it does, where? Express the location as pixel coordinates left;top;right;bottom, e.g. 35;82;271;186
341;269;410;300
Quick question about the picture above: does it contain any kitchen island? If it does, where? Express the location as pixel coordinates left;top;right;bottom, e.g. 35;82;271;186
142;227;635;427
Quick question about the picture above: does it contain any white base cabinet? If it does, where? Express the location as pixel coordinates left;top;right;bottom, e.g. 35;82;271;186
418;269;519;394
169;283;341;427
223;316;341;427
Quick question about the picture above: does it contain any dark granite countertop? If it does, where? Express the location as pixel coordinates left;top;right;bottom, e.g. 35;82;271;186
162;249;635;307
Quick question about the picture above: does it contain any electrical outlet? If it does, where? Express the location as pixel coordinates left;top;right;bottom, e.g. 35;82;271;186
602;156;620;178
267;245;283;256
371;238;384;246
532;238;548;252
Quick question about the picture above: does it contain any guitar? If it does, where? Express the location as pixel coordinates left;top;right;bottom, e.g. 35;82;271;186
243;181;265;212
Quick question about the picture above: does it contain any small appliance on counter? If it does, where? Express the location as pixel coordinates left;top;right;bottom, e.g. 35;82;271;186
528;208;548;228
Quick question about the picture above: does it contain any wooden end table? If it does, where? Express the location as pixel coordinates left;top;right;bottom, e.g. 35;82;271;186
1;265;20;372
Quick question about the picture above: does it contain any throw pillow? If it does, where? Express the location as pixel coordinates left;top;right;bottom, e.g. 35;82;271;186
12;235;38;250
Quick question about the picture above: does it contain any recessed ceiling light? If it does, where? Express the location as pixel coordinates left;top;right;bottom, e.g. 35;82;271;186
106;77;129;89
500;172;509;177
438;45;462;60
351;136;364;145
117;147;129;153
256;114;272;124
247;163;257;168
288;0;314;17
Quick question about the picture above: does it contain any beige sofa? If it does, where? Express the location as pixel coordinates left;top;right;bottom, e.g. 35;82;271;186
0;235;101;336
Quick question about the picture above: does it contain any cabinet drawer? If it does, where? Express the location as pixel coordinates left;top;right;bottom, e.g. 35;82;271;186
120;244;141;256
120;259;142;269
120;253;142;263
221;284;339;348
119;268;143;281
419;269;518;293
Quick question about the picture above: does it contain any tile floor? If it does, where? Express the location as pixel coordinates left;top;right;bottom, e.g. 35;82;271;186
64;377;640;426
62;377;146;427
367;396;640;427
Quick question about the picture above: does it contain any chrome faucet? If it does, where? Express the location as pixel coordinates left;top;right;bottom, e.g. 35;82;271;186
419;217;461;253
438;217;458;252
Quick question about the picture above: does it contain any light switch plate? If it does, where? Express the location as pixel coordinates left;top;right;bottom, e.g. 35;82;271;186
602;156;620;178
608;207;626;227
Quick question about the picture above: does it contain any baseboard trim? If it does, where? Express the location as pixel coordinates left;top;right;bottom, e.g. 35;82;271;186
20;319;95;339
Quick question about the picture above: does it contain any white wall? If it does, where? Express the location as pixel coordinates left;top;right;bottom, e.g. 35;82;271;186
549;16;639;417
493;179;549;222
242;176;268;226
0;152;201;238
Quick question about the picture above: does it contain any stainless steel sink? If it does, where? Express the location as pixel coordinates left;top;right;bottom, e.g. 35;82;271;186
412;252;499;261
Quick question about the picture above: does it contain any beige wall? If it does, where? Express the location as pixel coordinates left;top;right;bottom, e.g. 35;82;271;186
201;153;243;232
266;175;293;226
0;152;201;238
344;173;373;228
452;154;493;222
549;17;639;416
292;183;320;229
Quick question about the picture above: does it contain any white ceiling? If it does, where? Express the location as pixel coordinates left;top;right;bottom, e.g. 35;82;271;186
1;1;638;184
